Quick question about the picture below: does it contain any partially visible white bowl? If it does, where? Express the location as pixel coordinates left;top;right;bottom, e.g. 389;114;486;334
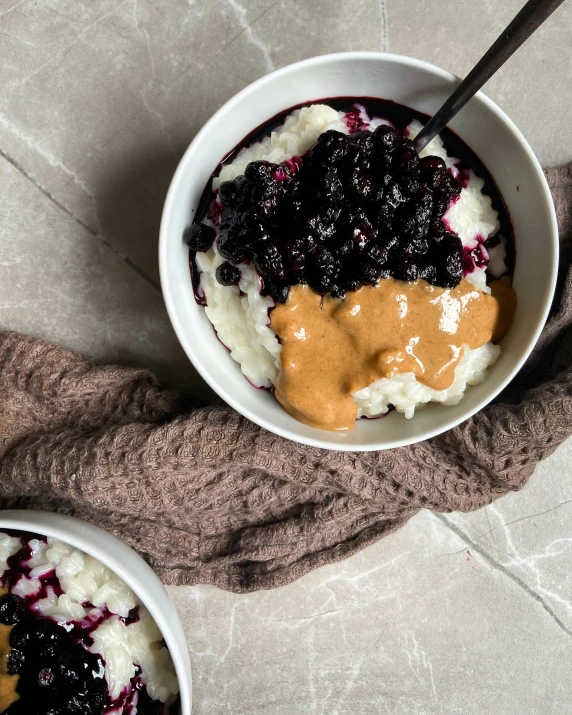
160;52;558;451
0;510;192;715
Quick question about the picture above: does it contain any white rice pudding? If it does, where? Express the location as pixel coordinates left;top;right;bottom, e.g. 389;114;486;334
195;104;509;421
0;532;179;713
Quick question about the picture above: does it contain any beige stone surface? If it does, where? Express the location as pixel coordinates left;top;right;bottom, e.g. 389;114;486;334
1;1;572;712
169;449;572;713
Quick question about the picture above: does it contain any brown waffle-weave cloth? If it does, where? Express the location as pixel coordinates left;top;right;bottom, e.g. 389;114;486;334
0;166;571;593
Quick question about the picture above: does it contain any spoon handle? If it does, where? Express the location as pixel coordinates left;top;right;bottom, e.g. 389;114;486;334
414;0;567;152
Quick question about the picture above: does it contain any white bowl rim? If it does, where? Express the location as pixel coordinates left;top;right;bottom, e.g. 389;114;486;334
0;510;192;714
159;51;559;451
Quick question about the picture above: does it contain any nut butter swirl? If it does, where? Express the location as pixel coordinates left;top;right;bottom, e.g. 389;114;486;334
270;277;516;431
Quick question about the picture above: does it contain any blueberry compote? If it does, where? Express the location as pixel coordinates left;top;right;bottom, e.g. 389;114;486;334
0;532;177;715
186;97;514;304
1;593;107;715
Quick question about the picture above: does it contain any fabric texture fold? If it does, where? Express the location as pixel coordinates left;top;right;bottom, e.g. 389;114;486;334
0;165;570;593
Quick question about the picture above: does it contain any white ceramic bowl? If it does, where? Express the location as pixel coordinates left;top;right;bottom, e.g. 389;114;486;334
160;52;558;451
0;510;192;714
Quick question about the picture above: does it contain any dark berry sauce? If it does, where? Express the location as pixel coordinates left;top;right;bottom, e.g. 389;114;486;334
2;594;108;715
0;530;177;715
186;97;514;306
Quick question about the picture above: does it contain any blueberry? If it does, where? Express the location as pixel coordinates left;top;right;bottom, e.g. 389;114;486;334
393;144;419;175
312;130;349;163
31;618;61;643
430;218;448;237
434;233;463;287
301;233;318;254
57;661;81;685
443;173;462;197
376;202;396;228
270;163;293;182
395;211;417;239
359;259;383;285
381;234;401;251
254;245;285;278
411;237;429;255
318;170;344;203
350;166;374;199
7;647;25;675
287;249;306;273
373;125;397;152
306;246;341;294
62;697;86;714
264;279;289;303
333;236;354;256
215;261;241;286
286;236;306;253
419;262;438;285
340;274;361;292
432;191;449;218
304;210;337;241
419;156;452;189
40;642;62;660
441;250;463;287
381;170;394;187
0;594;25;626
369;183;385;204
183;223;216;252
384;182;405;207
38;667;55;687
343;211;376;251
258;191;285;218
307;272;337;295
245;160;274;184
243;216;268;245
394;257;419;282
10;622;30;649
350;131;375;157
399;176;420;197
419;155;446;174
218;181;242;209
310;247;340;275
330;285;346;299
217;230;248;262
365;243;388;265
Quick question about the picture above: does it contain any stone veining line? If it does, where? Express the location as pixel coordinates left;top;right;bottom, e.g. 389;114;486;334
434;513;572;638
274;608;342;624
402;631;437;699
224;0;275;73
0;147;161;293
440;499;572;556
162;0;279;94
380;0;389;52
0;0;29;18
0;27;34;47
0;110;96;213
473;498;572;543
487;502;572;621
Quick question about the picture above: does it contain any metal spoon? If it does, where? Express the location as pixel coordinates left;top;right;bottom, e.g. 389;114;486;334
414;0;567;152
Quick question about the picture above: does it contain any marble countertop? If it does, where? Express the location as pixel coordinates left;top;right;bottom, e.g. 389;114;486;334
2;1;572;712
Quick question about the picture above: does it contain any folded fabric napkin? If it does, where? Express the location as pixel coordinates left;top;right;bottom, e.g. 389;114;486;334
0;165;570;593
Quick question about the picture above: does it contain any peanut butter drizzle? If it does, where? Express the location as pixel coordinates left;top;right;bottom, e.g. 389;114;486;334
270;277;516;431
0;587;19;713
